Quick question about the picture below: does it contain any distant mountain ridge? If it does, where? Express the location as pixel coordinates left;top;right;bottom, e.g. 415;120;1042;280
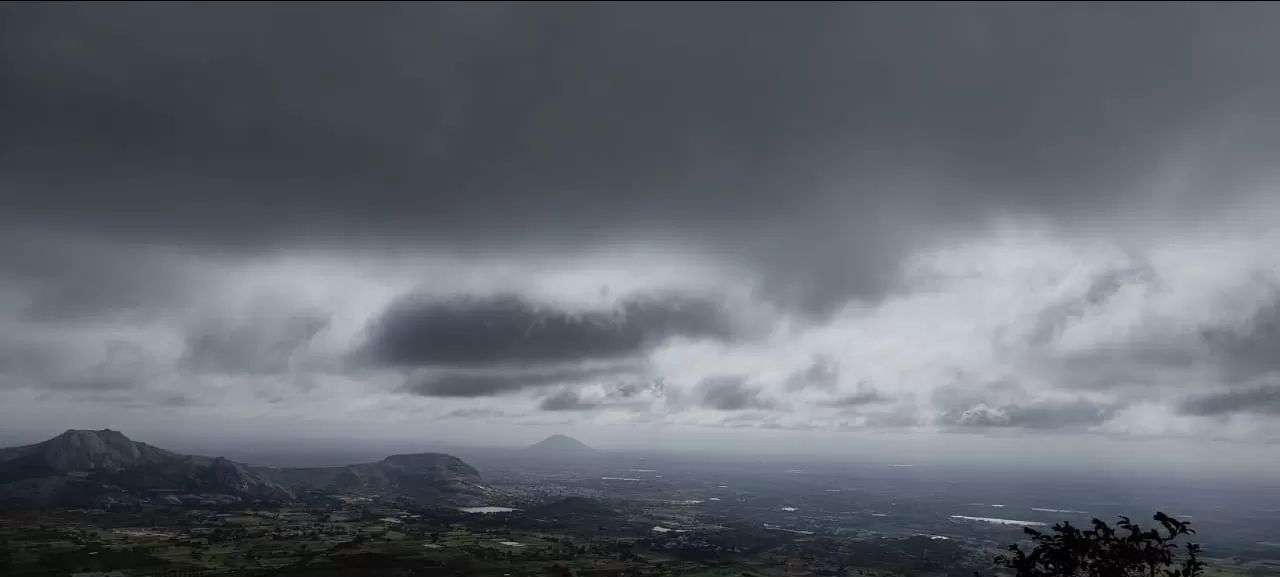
255;452;487;504
521;434;597;458
0;429;488;508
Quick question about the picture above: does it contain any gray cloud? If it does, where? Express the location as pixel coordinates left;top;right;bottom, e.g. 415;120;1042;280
784;355;840;391
819;387;890;408
536;379;670;413
0;337;70;390
1028;283;1280;397
938;399;1119;430
1027;262;1156;349
366;292;739;367
1006;400;1119;429
0;233;201;324
1179;385;1280;417
34;388;204;410
607;378;666;400
1201;298;1280;383
864;408;921;429
182;310;330;375
155;393;204;408
2;338;166;397
46;377;138;393
539;389;596;412
715;411;784;429
441;408;506;420
696;375;773;411
403;363;640;398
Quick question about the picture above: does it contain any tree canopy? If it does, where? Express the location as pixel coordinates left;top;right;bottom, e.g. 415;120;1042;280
991;512;1204;577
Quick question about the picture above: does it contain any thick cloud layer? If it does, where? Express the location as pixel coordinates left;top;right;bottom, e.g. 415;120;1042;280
5;3;1280;313
3;3;1280;456
366;293;742;367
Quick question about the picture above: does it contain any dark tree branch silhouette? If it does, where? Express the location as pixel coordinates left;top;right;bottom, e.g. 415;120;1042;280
986;512;1204;577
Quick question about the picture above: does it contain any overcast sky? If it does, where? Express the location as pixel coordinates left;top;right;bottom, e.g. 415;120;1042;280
3;2;1280;468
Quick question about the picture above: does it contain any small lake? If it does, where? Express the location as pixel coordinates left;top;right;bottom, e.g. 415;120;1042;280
950;515;1046;527
458;506;519;514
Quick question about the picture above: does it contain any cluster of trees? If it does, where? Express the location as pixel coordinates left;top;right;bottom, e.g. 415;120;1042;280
990;512;1204;577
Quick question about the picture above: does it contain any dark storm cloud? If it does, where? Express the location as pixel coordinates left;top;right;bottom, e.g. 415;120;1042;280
366;293;738;367
696;375;773;411
6;3;1280;314
403;363;639;398
1178;385;1280;417
181;310;330;375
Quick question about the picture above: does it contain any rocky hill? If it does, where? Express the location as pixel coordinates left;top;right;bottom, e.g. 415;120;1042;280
0;429;174;473
0;430;295;505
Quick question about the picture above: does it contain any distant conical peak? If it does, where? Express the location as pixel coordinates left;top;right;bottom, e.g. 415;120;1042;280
526;434;595;452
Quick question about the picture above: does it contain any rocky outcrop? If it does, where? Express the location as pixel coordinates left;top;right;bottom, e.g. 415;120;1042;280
0;430;295;504
208;457;295;501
